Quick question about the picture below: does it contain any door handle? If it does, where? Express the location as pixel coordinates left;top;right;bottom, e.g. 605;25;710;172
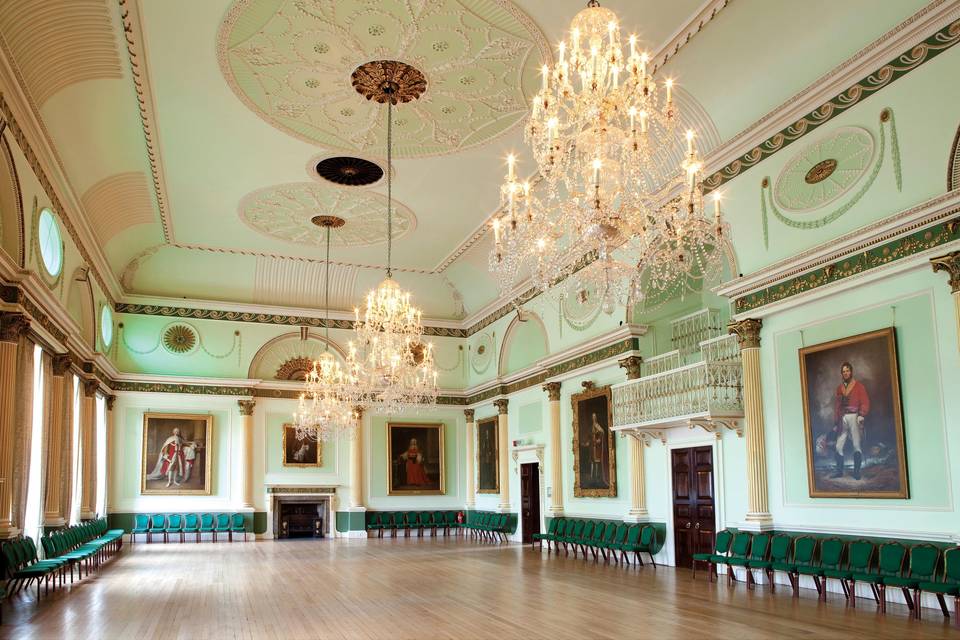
685;522;691;529
695;522;700;529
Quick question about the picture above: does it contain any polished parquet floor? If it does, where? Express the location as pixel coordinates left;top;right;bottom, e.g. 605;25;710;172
1;536;957;639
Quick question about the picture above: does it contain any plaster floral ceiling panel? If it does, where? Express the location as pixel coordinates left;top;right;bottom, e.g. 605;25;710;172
216;0;549;157
239;182;416;247
773;127;876;213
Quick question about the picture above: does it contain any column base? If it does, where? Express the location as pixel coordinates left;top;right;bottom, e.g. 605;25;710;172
465;502;476;511
345;506;367;512
0;524;21;540
496;503;511;514
624;509;650;523
236;505;255;513
43;515;67;528
547;505;564;517
741;512;774;532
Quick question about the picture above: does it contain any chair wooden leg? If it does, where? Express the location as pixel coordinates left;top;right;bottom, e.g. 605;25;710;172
767;569;775;592
746;568;754;590
954;596;960;628
879;585;887;614
901;587;914;615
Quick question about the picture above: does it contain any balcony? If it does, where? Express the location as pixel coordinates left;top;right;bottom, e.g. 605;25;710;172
611;334;744;441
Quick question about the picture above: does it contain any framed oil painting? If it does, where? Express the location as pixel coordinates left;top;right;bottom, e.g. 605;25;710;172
141;413;212;495
572;384;617;498
282;424;322;467
476;417;499;493
388;422;444;495
799;327;908;498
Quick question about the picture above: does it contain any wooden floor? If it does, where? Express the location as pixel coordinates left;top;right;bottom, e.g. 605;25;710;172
2;537;957;639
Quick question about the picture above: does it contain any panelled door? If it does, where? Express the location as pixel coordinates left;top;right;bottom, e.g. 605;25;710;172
671;446;716;569
520;463;541;544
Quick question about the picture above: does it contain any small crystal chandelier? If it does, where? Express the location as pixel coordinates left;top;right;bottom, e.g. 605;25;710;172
490;0;728;312
292;216;359;441
345;61;438;413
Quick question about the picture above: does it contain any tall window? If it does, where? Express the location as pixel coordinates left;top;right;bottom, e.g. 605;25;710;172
69;374;82;525
23;345;45;544
95;395;106;516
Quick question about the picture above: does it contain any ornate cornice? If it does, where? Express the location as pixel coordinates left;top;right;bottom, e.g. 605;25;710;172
728;318;762;349
1;283;66;344
931;250;960;292
703;15;960;193
649;0;730;75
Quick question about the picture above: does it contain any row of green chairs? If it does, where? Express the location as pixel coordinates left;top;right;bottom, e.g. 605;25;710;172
693;530;960;622
460;512;511;542
366;511;461;538
2;519;123;602
531;518;657;566
130;513;246;543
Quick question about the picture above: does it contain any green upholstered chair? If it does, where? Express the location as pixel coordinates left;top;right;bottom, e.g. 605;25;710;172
716;532;752;585
823;539;874;607
444;511;458;536
367;512;382;536
577;521;596;556
214;513;231;542
598;523;618;563
417;511;432;537
797;537;844;601
183;514;200;543
586;520;605;560
693;529;732;581
749;533;792;592
199;513;216;540
382;512;398;537
849;541;907;613
231;513;246;541
433;511;447;536
148;514;167;543
165;514;184;543
612;525;640;565
131;513;150;543
532;518;558;550
882;544;939;619
771;536;817;596
405;511;420;537
918;546;960;623
563;520;584;555
608;524;629;564
729;532;770;588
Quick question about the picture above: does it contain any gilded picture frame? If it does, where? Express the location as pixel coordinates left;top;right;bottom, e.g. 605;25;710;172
572;384;617;498
282;424;323;467
799;327;908;498
387;422;445;495
476;417;499;494
141;412;213;495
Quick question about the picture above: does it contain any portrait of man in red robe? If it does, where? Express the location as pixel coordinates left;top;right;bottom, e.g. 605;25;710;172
388;423;444;494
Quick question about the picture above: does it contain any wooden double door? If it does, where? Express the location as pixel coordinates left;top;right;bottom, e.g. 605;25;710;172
671;446;717;569
519;463;541;544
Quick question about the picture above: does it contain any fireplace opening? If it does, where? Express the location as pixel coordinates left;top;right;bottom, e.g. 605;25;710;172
278;502;325;539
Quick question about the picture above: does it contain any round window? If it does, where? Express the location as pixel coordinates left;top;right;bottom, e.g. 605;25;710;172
100;305;114;349
37;208;63;277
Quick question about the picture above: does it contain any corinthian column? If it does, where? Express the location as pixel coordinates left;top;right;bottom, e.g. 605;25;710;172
237;399;256;509
464;409;476;509
493;399;510;512
542;382;563;516
618;356;648;522
0;313;29;539
349;407;364;509
931;251;960;352
43;354;72;528
79;379;98;520
728;319;772;529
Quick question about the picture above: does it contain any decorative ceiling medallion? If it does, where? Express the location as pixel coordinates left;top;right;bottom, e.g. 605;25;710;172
216;0;549;157
276;356;315;381
239;182;415;247
316;157;384;187
162;324;197;354
311;215;346;228
774;127;875;213
351;60;426;104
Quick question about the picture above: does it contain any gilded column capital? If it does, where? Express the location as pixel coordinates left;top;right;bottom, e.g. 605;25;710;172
52;353;73;376
542;381;561;401
931;251;960;293
105;395;116;411
82;379;100;398
493;398;509;415
0;312;30;343
353;406;365;420
728;318;763;349
463;408;475;422
237;399;256;416
617;356;643;380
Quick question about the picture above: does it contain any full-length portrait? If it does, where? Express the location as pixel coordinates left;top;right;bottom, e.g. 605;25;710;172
142;413;212;495
572;384;616;498
476;417;499;493
799;328;908;498
388;422;444;495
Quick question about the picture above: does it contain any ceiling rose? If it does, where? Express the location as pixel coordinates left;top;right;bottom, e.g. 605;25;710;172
239;182;415;247
315;156;384;187
216;0;550;157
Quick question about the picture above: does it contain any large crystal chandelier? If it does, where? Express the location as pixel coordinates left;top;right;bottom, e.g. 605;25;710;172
345;61;438;413
490;0;728;312
292;217;359;441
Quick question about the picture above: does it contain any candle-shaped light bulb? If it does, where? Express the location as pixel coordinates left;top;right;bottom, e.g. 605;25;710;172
537;238;546;252
608;21;616;45
628;106;637;130
572;27;580;51
541;64;549;91
592;157;602;186
492;217;501;244
639;109;648;133
686;129;695;155
629;34;637;59
523;181;530;198
713;191;722;220
665;78;674;103
558;41;566;65
640;51;649;78
507;153;516;181
611;64;619;88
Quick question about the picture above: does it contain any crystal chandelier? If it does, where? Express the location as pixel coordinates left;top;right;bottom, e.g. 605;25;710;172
345;61;438;413
292;216;359;441
490;0;728;312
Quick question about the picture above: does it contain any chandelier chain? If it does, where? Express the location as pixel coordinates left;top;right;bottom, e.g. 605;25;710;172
386;101;393;279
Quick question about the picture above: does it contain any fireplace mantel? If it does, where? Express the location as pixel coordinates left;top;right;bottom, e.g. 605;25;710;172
263;485;339;539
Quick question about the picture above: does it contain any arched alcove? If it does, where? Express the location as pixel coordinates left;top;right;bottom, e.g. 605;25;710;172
498;310;549;377
65;266;95;348
0;133;24;266
248;331;347;381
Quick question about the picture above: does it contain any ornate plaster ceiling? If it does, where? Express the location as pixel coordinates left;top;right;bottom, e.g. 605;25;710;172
216;0;550;157
239;182;416;247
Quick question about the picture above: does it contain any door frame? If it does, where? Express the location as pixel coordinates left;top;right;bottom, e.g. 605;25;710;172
664;435;726;567
511;445;546;543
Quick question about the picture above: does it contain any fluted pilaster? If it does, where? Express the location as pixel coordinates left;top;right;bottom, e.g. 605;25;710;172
349;407;364;509
0;313;29;538
493;399;510;512
542;382;563;516
931;251;960;352
238;399;256;509
464;409;476;509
